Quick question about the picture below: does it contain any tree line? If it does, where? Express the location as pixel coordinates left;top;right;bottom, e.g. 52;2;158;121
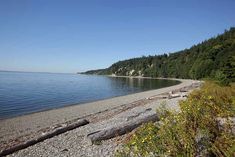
84;28;235;84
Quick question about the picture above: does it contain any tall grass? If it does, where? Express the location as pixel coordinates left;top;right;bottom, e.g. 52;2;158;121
116;82;235;157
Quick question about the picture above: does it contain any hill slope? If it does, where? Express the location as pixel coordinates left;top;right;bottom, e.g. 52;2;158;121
83;28;235;82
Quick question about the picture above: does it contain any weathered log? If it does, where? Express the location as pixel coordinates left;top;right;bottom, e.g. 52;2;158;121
168;93;180;99
147;94;169;100
87;114;159;143
0;119;89;156
180;88;189;92
126;108;152;121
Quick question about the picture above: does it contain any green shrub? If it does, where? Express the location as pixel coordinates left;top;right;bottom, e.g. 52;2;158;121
215;70;230;86
116;82;235;157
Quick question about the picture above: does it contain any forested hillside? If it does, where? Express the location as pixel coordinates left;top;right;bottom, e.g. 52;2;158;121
84;28;235;82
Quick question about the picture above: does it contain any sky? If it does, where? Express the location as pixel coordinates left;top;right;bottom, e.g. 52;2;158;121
0;0;235;73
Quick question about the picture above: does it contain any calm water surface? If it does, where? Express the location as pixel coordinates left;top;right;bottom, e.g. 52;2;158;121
0;72;180;119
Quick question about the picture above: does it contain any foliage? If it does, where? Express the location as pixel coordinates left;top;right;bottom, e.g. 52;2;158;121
81;68;109;75
215;70;230;86
84;27;235;83
115;82;235;157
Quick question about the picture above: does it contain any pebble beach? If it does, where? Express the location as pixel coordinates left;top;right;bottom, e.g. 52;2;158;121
0;79;200;157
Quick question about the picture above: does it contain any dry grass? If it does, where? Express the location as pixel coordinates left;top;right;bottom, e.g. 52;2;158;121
116;81;235;157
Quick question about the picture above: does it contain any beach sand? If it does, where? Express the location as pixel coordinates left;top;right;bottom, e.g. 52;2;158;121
0;78;200;156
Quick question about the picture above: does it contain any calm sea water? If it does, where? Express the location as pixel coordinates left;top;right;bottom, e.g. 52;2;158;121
0;72;180;119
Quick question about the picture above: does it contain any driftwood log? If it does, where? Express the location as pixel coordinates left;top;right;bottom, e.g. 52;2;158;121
168;93;181;99
147;94;169;100
0;119;89;156
87;114;159;143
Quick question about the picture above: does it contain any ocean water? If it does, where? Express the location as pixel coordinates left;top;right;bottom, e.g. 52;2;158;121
0;72;180;119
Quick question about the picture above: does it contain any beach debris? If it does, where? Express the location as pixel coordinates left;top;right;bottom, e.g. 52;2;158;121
61;148;69;152
87;114;159;143
168;92;181;99
126;108;152;121
0;119;89;156
181;93;188;98
146;94;169;100
180;88;189;92
145;108;152;111
192;81;202;88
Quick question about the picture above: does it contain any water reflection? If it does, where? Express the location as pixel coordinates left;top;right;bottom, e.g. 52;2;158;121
0;72;180;119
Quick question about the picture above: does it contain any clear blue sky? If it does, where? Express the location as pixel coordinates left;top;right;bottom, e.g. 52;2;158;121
0;0;235;73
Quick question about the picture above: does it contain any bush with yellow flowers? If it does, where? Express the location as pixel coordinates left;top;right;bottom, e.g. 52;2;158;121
115;82;235;157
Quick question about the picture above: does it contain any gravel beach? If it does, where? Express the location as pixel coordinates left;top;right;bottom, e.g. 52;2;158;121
0;79;200;156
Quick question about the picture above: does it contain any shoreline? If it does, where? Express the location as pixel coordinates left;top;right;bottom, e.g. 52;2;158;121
0;78;199;155
0;78;195;129
0;76;181;121
0;77;184;122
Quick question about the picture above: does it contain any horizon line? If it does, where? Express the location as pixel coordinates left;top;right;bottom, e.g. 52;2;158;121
0;70;77;75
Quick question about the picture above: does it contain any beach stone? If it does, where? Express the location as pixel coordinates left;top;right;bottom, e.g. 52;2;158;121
4;80;200;157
